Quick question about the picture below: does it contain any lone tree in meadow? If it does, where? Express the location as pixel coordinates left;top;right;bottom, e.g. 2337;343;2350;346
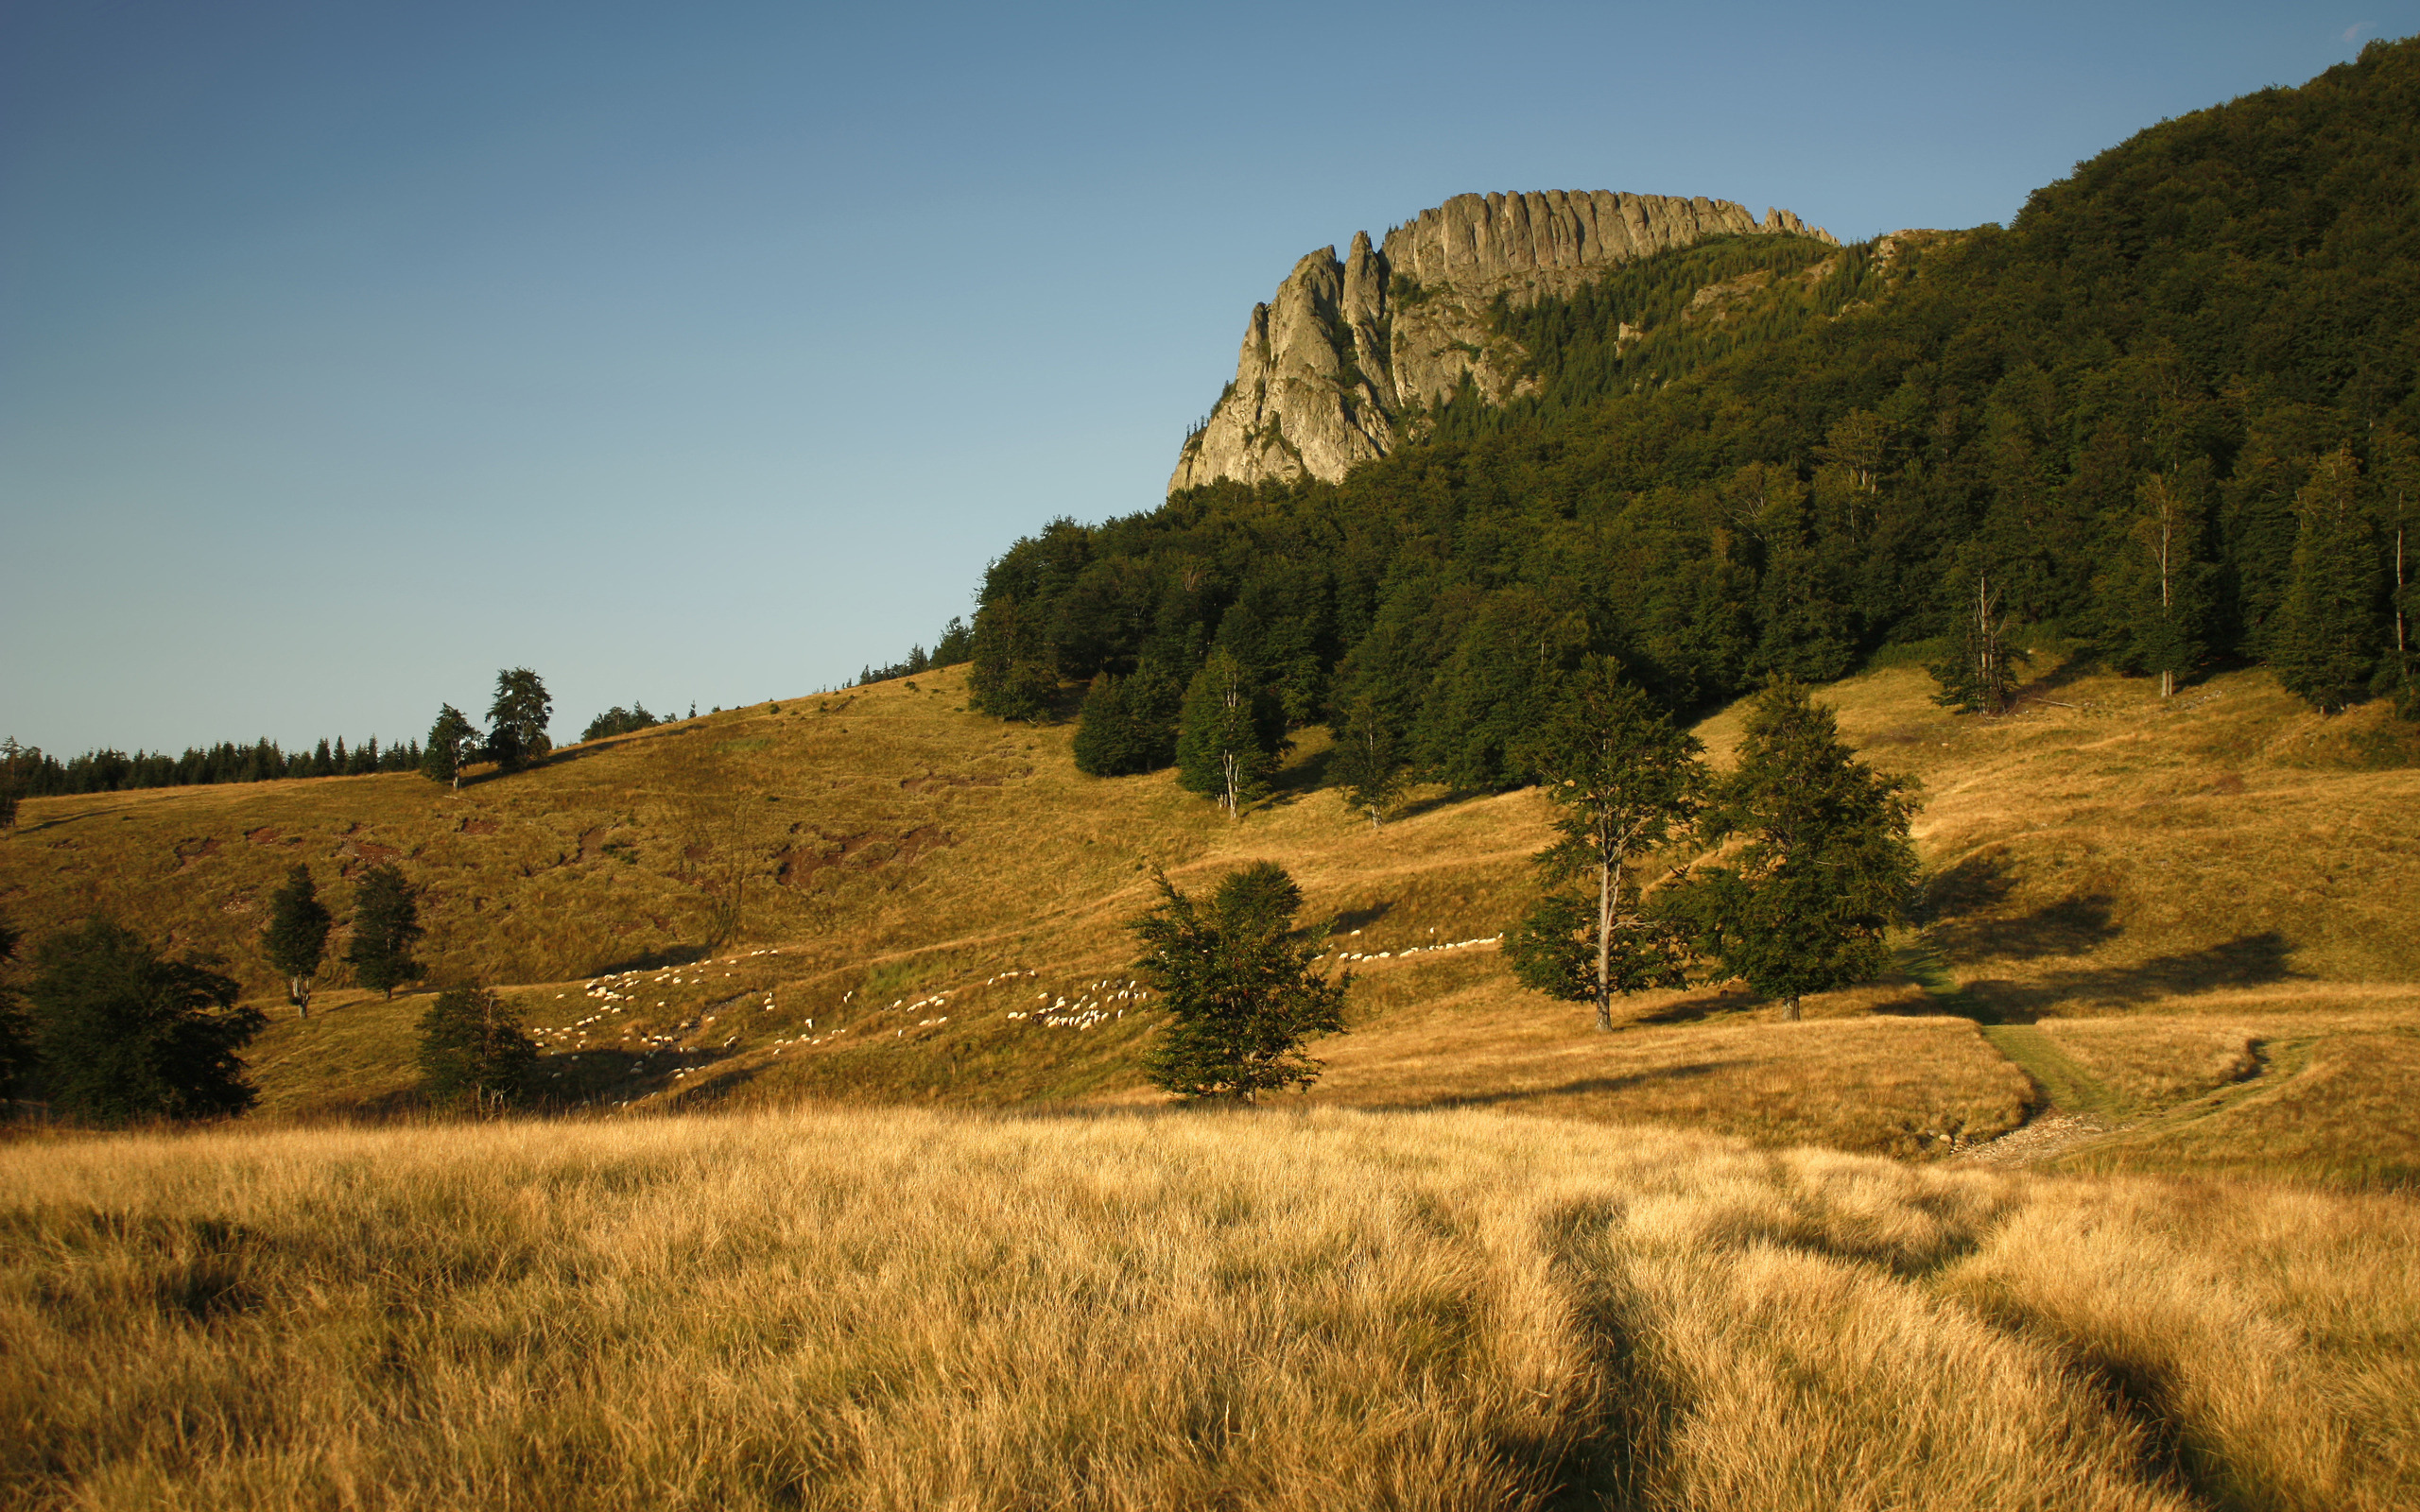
1674;680;1921;1021
416;984;539;1113
1504;660;1706;1031
1327;694;1409;829
486;667;554;772
345;864;424;999
1134;861;1348;1102
1927;562;2030;714
422;704;478;789
262;864;334;1018
24;919;266;1124
1176;649;1283;818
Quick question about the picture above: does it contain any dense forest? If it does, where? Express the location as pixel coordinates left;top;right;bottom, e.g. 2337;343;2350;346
964;40;2420;787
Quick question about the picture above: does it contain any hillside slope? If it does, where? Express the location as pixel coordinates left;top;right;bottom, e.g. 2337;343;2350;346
5;658;2413;1181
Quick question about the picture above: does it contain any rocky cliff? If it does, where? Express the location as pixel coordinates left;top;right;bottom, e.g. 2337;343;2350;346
1169;191;1834;493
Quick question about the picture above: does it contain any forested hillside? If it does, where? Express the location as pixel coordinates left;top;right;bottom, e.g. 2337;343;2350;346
967;40;2420;787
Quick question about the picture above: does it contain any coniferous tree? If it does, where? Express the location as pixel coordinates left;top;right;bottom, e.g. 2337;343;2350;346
1134;862;1348;1102
25;919;265;1124
423;705;477;789
2275;449;2383;713
1504;660;1706;1030
1673;681;1921;1020
346;865;424;1000
1176;649;1281;817
416;985;539;1112
1327;694;1408;829
1072;673;1151;776
262;864;333;1018
486;668;553;772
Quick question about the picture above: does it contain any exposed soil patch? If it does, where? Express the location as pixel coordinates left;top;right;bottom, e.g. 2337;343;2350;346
244;827;280;845
173;837;221;870
1957;1112;2118;1166
577;828;607;862
459;818;500;836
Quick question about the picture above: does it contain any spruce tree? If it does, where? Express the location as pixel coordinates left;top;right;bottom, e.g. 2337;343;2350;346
2275;449;2383;713
25;919;266;1124
1676;680;1921;1020
416;985;539;1112
346;865;424;999
1176;649;1280;817
423;705;477;789
1326;694;1408;829
1504;660;1705;1030
486;668;554;772
1121;656;1186;768
262;864;333;1017
1133;862;1348;1102
1072;673;1150;776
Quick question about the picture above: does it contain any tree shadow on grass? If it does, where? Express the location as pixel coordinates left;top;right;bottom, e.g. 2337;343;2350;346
1625;986;1766;1025
592;943;714;975
1952;932;2297;1023
1362;1061;1739;1113
1928;894;2124;966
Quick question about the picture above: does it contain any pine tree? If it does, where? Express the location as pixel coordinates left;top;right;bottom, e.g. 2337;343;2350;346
1121;656;1186;768
1503;660;1706;1030
25;919;266;1124
416;985;539;1113
346;865;424;1000
1072;673;1150;776
1134;862;1348;1102
1176;649;1280;817
486;668;554;772
2275;449;2383;713
422;705;477;789
1326;694;1408;829
262;864;333;1018
1674;680;1921;1020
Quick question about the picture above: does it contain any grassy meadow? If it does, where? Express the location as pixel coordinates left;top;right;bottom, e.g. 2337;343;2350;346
4;657;2419;1506
3;656;2417;1178
7;1106;2418;1512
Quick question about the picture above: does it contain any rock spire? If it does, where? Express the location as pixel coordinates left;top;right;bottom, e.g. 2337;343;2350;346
1169;191;1834;493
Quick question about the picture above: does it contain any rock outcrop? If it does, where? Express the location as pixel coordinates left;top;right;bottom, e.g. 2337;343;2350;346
1169;191;1834;493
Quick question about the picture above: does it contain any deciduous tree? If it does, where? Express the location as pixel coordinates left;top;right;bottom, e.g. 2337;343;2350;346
416;985;538;1113
1177;649;1282;818
1327;694;1408;829
1505;660;1705;1030
1134;862;1347;1102
25;919;265;1124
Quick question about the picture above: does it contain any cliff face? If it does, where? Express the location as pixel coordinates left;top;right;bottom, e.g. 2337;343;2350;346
1169;191;1833;493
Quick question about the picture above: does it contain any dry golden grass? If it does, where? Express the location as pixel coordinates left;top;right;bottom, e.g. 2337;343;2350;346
5;1106;2414;1511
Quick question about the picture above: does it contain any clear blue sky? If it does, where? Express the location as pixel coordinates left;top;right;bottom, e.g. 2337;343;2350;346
3;1;2408;754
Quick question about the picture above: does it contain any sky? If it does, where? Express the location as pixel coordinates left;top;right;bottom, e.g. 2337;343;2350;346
3;1;2411;755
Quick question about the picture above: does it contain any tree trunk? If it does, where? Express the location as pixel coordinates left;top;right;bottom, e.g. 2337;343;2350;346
2161;668;2174;699
1781;996;1802;1022
1594;853;1616;1032
291;976;310;1019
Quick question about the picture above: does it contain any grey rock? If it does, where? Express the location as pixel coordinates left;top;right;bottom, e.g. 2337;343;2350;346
1169;189;1838;493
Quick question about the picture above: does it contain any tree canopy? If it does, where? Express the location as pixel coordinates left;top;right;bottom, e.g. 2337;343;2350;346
24;919;266;1124
1134;862;1348;1101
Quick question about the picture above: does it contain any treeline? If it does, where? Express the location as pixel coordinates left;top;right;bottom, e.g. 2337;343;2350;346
1;733;424;799
963;39;2420;790
857;617;973;686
